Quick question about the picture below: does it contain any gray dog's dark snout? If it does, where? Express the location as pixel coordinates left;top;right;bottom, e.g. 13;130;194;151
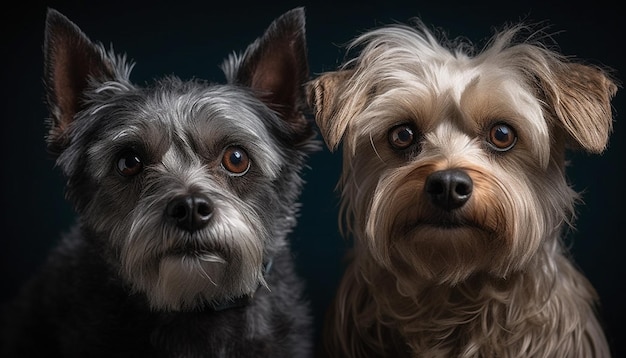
166;194;213;232
425;169;473;211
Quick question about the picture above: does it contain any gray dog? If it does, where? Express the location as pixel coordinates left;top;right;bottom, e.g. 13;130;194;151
1;7;316;357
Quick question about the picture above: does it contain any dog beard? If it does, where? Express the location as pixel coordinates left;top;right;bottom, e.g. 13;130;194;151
107;179;266;312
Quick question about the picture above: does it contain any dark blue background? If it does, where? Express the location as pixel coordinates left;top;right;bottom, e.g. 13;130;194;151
2;1;624;356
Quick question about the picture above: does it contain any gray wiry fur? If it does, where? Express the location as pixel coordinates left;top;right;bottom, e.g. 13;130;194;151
1;7;317;357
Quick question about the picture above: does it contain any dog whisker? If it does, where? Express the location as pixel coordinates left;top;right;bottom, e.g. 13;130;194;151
369;132;384;163
197;253;226;264
193;258;218;287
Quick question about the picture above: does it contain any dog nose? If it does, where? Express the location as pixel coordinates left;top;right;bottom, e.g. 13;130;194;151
425;169;473;211
166;194;213;232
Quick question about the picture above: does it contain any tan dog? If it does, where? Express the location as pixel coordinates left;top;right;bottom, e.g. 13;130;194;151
308;20;616;357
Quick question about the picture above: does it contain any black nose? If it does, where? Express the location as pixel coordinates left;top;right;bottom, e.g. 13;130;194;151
166;194;213;232
424;169;473;211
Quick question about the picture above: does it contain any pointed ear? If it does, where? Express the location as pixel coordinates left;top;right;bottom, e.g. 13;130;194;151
233;7;309;126
44;8;117;155
540;61;618;153
306;70;354;151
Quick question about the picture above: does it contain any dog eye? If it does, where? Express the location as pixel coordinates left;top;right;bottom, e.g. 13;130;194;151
488;123;517;151
388;124;416;150
221;146;250;176
116;151;143;176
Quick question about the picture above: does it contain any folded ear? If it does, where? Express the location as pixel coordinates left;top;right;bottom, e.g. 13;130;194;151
539;61;618;153
225;7;309;129
306;70;355;151
44;8;118;155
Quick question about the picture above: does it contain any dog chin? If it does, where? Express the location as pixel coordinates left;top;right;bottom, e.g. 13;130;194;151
387;224;495;284
138;253;259;312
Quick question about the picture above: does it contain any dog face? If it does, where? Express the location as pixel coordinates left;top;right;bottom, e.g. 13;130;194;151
308;23;616;288
44;8;314;311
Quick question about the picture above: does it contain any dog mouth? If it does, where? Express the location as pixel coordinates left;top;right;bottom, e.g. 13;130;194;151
413;213;485;231
422;220;465;229
165;248;226;263
401;218;493;246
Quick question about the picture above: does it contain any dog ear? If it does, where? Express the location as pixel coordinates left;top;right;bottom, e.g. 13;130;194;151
539;61;617;153
231;7;309;128
44;8;117;155
306;70;355;151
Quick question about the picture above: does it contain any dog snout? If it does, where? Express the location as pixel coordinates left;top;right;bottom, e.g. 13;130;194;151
425;169;473;211
166;194;213;232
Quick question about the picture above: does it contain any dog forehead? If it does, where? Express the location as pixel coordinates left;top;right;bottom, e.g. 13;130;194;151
150;87;284;168
348;25;549;127
107;84;279;148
